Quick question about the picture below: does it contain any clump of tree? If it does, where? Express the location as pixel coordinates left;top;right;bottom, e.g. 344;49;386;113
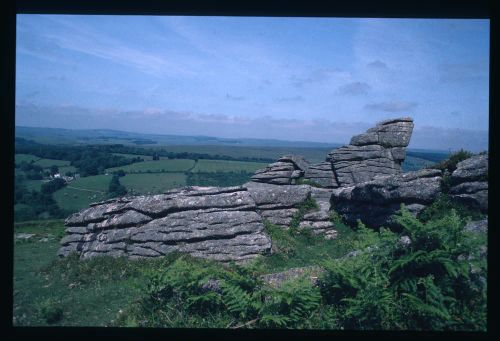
15;161;44;180
428;149;474;174
108;174;127;198
14;177;66;221
15;140;143;177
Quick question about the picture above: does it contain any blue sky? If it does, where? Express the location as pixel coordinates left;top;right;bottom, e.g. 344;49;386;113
16;15;489;151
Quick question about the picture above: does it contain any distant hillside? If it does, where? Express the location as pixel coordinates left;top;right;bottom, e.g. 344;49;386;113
15;126;343;149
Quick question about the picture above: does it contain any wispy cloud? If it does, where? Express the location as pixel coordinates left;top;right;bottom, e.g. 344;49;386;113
366;60;388;69
226;94;245;101
35;16;199;79
275;95;304;103
439;63;487;83
336;82;371;96
290;68;350;88
365;101;418;112
16;103;488;151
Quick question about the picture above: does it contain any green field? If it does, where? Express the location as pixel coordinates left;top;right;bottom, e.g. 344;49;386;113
13;219;145;326
120;173;187;195
106;159;195;173
33;158;71;168
15;153;41;163
111;153;172;161
24;180;45;191
161;145;332;164
53;175;110;212
57;165;78;175
15;154;75;172
402;155;436;172
191;159;267;173
53;172;188;213
112;153;150;161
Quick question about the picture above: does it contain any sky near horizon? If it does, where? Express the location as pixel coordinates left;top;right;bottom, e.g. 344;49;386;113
15;15;489;151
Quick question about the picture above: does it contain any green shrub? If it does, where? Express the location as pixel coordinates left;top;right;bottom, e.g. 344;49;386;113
290;196;319;231
428;149;473;174
257;276;322;328
264;221;298;257
317;205;486;330
111;200;486;330
418;194;485;223
38;298;63;324
329;210;344;225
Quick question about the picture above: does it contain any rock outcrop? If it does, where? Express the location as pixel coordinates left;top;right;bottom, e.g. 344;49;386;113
244;182;337;238
59;183;339;262
300;187;337;239
330;168;442;228
449;154;488;212
303;161;339;188
250;155;309;185
328;117;414;187
464;218;488;234
59;186;272;263
58;116;488;263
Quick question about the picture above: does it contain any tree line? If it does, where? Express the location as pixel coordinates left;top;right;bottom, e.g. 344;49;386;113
15;138;275;177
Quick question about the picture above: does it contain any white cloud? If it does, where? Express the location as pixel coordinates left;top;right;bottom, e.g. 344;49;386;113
337;82;371;96
365;101;418;112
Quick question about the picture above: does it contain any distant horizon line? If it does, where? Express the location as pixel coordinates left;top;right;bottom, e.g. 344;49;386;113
14;124;462;154
14;124;338;145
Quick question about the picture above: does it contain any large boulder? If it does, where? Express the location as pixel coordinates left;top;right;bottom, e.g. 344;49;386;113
328;117;414;186
330;169;442;228
449;154;488;212
58;183;339;263
59;186;272;263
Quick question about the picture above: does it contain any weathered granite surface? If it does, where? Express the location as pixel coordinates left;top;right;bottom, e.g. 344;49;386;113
58;117;488;264
328;117;414;187
59;183;339;262
303;161;339;188
330;168;442;228
464;218;488;234
250;155;310;185
59;186;272;262
449;154;488;213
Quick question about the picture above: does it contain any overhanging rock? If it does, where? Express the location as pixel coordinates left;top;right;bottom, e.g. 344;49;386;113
328;117;414;187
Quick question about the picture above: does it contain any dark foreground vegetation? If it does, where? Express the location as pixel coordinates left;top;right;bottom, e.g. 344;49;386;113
13;195;486;330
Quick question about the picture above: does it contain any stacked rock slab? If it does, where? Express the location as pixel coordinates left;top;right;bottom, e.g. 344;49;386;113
303;161;339;188
59;186;272;263
449;154;488;213
244;181;310;229
331;168;442;228
328;117;414;187
59;183;341;262
244;181;337;238
251;155;309;185
300;187;337;239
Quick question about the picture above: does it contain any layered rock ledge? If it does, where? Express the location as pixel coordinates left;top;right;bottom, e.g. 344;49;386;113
330;168;442;228
328;117;414;187
59;183;339;262
59;186;272;262
58;116;488;263
449;154;488;212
